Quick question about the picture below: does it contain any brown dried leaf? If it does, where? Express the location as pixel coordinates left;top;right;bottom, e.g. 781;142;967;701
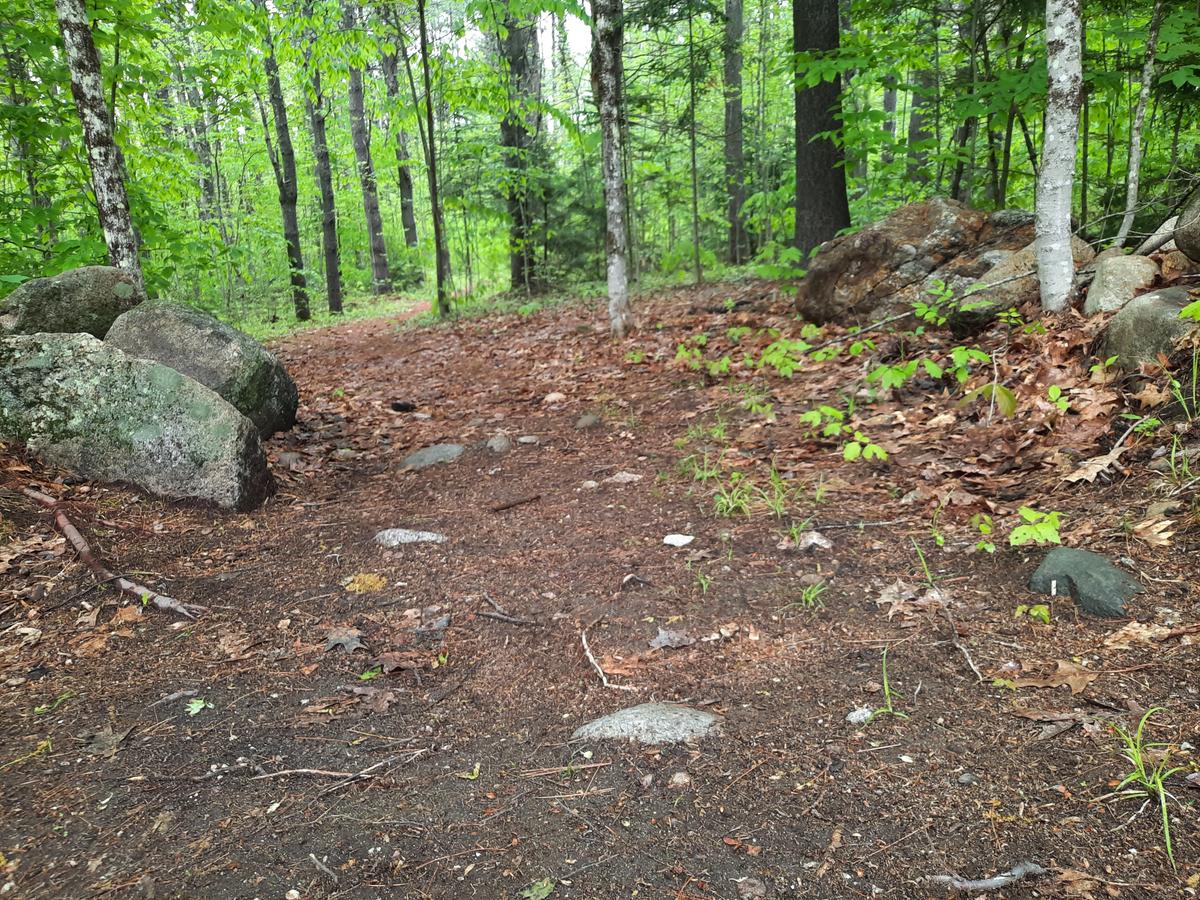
1062;447;1124;484
1103;621;1172;649
1012;660;1098;696
1131;517;1174;547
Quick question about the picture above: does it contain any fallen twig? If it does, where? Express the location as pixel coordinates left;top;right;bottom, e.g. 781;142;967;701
490;493;542;513
941;611;983;683
478;592;537;626
580;625;638;692
309;854;338;883
927;861;1047;892
23;488;205;619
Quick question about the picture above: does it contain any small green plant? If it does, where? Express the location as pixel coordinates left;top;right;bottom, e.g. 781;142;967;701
842;430;887;462
679;451;721;482
1047;384;1069;412
799;404;846;438
1104;708;1185;871
331;387;346;399
723;297;737;312
1165;435;1196;484
757;338;811;377
1090;354;1120;382
516;301;540;316
914;279;954;326
713;472;753;517
705;354;732;378
911;539;938;588
961;382;1017;418
358;666;382;681
1120;412;1161;436
1009;507;1063;546
971;513;995;553
782;579;826;612
812;475;828;504
757;466;795;519
867;647;908;724
520;878;556;900
674;333;710;370
1014;603;1051;625
33;691;73;716
185;698;213;716
726;325;752;343
624;349;646;364
946;346;991;384
695;571;713;594
928;500;947;547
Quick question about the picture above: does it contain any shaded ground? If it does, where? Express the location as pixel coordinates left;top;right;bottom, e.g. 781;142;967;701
1;281;1198;899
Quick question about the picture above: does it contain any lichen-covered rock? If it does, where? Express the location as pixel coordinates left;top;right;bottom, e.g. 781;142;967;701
1082;255;1159;315
106;301;298;437
0;267;143;337
0;334;271;509
795;198;989;324
1101;287;1198;370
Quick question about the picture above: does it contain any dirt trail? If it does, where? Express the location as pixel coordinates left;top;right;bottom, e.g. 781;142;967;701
1;283;1196;898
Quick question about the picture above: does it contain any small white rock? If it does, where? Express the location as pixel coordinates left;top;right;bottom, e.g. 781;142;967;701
663;534;694;547
375;528;446;547
669;771;692;789
543;391;566;404
286;891;301;900
604;471;642;485
846;707;873;725
581;480;599;490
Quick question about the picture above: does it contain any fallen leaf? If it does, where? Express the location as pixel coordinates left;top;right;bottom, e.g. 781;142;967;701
216;629;252;658
346;684;398;714
110;605;143;625
377;650;425;673
1131;517;1174;547
1061;447;1124;484
84;724;133;758
1103;621;1172;649
324;627;366;654
874;581;947;619
1012;660;1098;696
648;627;694;650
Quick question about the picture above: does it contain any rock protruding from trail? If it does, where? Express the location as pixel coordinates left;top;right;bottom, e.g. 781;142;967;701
1028;547;1142;617
0;267;143;338
403;443;464;470
1101;286;1197;370
572;703;721;744
0;334;271;509
106;301;298;437
1083;255;1159;315
375;528;446;547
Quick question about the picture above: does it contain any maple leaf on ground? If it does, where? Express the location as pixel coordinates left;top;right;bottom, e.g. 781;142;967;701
1011;660;1097;696
874;580;947;619
1061;447;1124;484
323;626;366;653
345;684;399;714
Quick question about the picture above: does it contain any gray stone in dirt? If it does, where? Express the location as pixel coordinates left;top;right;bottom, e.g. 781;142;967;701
486;433;513;454
0;333;270;509
106;300;299;437
403;443;464;470
1100;286;1197;370
571;702;721;744
1083;255;1160;315
1028;547;1142;618
0;266;143;338
575;412;602;430
957;772;979;786
375;528;446;547
517;435;539;445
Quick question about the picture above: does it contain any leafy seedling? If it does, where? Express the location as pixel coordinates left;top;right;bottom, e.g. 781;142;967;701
1014;603;1051;625
186;698;212;716
1009;507;1063;546
866;647;908;724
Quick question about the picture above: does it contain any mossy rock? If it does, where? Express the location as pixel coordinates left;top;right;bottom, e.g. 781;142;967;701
0;267;143;338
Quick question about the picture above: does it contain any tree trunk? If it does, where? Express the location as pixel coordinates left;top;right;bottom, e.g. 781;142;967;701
303;54;342;314
416;0;450;316
53;0;144;293
497;2;542;293
793;0;850;256
1035;0;1083;312
881;86;897;165
380;53;420;249
687;8;702;283
1112;0;1165;248
591;0;633;337
905;66;934;184
342;1;391;294
723;0;747;264
257;1;309;320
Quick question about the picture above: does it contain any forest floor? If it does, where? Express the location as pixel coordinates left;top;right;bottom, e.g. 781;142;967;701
1;279;1199;899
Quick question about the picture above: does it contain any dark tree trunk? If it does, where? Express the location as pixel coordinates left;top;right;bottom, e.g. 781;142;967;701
793;0;850;255
342;1;391;294
881;86;897;165
303;57;342;313
723;0;747;264
257;1;309;320
380;52;420;248
497;2;542;293
416;0;450;316
687;8;702;283
53;0;143;292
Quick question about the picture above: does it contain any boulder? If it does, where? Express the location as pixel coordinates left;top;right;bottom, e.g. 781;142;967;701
1101;286;1198;370
0;334;271;509
948;235;1095;337
795;198;988;324
1082;255;1159;315
1137;216;1178;255
1029;547;1142;617
105;301;298;437
1174;193;1200;262
0;267;142;338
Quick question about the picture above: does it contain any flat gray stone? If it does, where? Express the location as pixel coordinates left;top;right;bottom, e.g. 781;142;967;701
517;435;540;445
375;528;446;547
572;702;721;744
575;413;602;430
403;443;464;470
486;434;513;454
1029;547;1142;617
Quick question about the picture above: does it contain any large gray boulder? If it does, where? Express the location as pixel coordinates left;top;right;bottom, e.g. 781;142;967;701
0;267;143;338
1082;255;1159;315
0;334;271;509
106;301;298;437
1101;287;1198;370
1174;192;1200;262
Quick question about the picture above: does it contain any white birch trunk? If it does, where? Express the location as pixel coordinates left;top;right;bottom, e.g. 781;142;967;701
1035;0;1083;312
54;0;144;294
1112;0;1165;249
591;0;633;338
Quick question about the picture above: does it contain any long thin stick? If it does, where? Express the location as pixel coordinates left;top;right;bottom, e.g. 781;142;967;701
23;488;205;619
927;861;1047;892
580;626;638;692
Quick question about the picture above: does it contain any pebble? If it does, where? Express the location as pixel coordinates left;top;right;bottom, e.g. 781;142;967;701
485;434;513;454
958;772;979;785
543;391;566;404
375;528;447;547
581;480;599;489
286;891;301;900
517;435;540;444
669;772;692;789
846;707;873;725
604;471;642;484
663;534;694;547
575;413;602;430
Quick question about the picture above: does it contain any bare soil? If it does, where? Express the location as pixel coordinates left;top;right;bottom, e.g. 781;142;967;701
1;281;1197;899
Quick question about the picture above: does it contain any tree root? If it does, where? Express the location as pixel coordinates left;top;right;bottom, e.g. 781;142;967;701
23;487;206;619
